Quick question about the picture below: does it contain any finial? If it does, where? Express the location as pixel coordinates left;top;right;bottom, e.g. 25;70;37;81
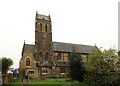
36;10;38;15
48;13;51;21
36;10;38;20
48;8;51;21
24;40;25;44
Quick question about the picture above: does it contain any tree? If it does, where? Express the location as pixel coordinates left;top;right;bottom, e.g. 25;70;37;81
85;47;118;85
1;57;13;74
69;47;85;82
118;51;120;57
86;48;107;74
103;48;118;72
86;48;117;74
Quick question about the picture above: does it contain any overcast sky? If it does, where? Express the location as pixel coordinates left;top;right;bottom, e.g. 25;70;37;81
0;0;119;68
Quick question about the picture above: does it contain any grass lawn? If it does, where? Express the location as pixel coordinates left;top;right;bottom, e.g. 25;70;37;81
28;78;93;86
5;78;93;86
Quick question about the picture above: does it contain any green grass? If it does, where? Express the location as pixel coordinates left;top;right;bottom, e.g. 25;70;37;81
28;78;93;86
5;78;93;86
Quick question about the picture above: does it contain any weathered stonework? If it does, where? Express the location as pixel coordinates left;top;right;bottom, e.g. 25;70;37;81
19;11;97;79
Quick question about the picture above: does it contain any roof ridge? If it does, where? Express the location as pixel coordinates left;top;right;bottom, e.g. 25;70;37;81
52;41;94;47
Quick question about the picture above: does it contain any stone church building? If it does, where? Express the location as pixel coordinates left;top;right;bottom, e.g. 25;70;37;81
19;12;97;79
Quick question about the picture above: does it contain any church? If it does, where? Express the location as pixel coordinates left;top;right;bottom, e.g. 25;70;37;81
19;11;97;79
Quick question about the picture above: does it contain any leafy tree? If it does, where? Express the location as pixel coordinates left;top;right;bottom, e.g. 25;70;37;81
86;48;117;74
118;51;120;57
1;57;13;74
103;48;118;72
85;47;118;85
69;47;85;82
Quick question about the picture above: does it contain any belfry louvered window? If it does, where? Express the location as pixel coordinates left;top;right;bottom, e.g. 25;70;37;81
45;24;47;32
40;23;42;32
26;58;30;66
50;25;51;31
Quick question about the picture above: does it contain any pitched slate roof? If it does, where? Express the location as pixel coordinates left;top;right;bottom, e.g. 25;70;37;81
37;14;50;21
52;42;96;54
36;61;53;67
54;61;69;67
22;44;35;56
36;61;69;67
23;42;96;56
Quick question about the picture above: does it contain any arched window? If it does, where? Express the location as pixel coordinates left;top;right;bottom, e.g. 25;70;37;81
26;58;30;66
40;23;42;32
57;53;61;60
39;52;42;59
68;53;70;61
50;25;51;31
45;24;47;32
35;22;37;28
63;53;64;61
45;52;48;59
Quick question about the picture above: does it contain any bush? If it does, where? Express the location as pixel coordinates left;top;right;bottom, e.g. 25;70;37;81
84;72;120;85
103;72;120;85
84;71;102;85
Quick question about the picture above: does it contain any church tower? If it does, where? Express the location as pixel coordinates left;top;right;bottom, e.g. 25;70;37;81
35;11;53;61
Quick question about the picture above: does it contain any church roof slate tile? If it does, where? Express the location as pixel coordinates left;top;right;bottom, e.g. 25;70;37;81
52;42;96;54
54;61;69;67
23;44;35;56
36;61;53;67
36;61;69;67
23;42;96;56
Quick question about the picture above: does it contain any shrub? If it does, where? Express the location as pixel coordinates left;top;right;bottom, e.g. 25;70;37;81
84;72;120;85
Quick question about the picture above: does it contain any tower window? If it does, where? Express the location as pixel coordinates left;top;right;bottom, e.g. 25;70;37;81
45;24;47;32
50;25;51;31
68;53;70;61
26;58;30;66
35;22;37;29
57;53;61;60
39;52;42;59
40;23;42;32
45;52;48;59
